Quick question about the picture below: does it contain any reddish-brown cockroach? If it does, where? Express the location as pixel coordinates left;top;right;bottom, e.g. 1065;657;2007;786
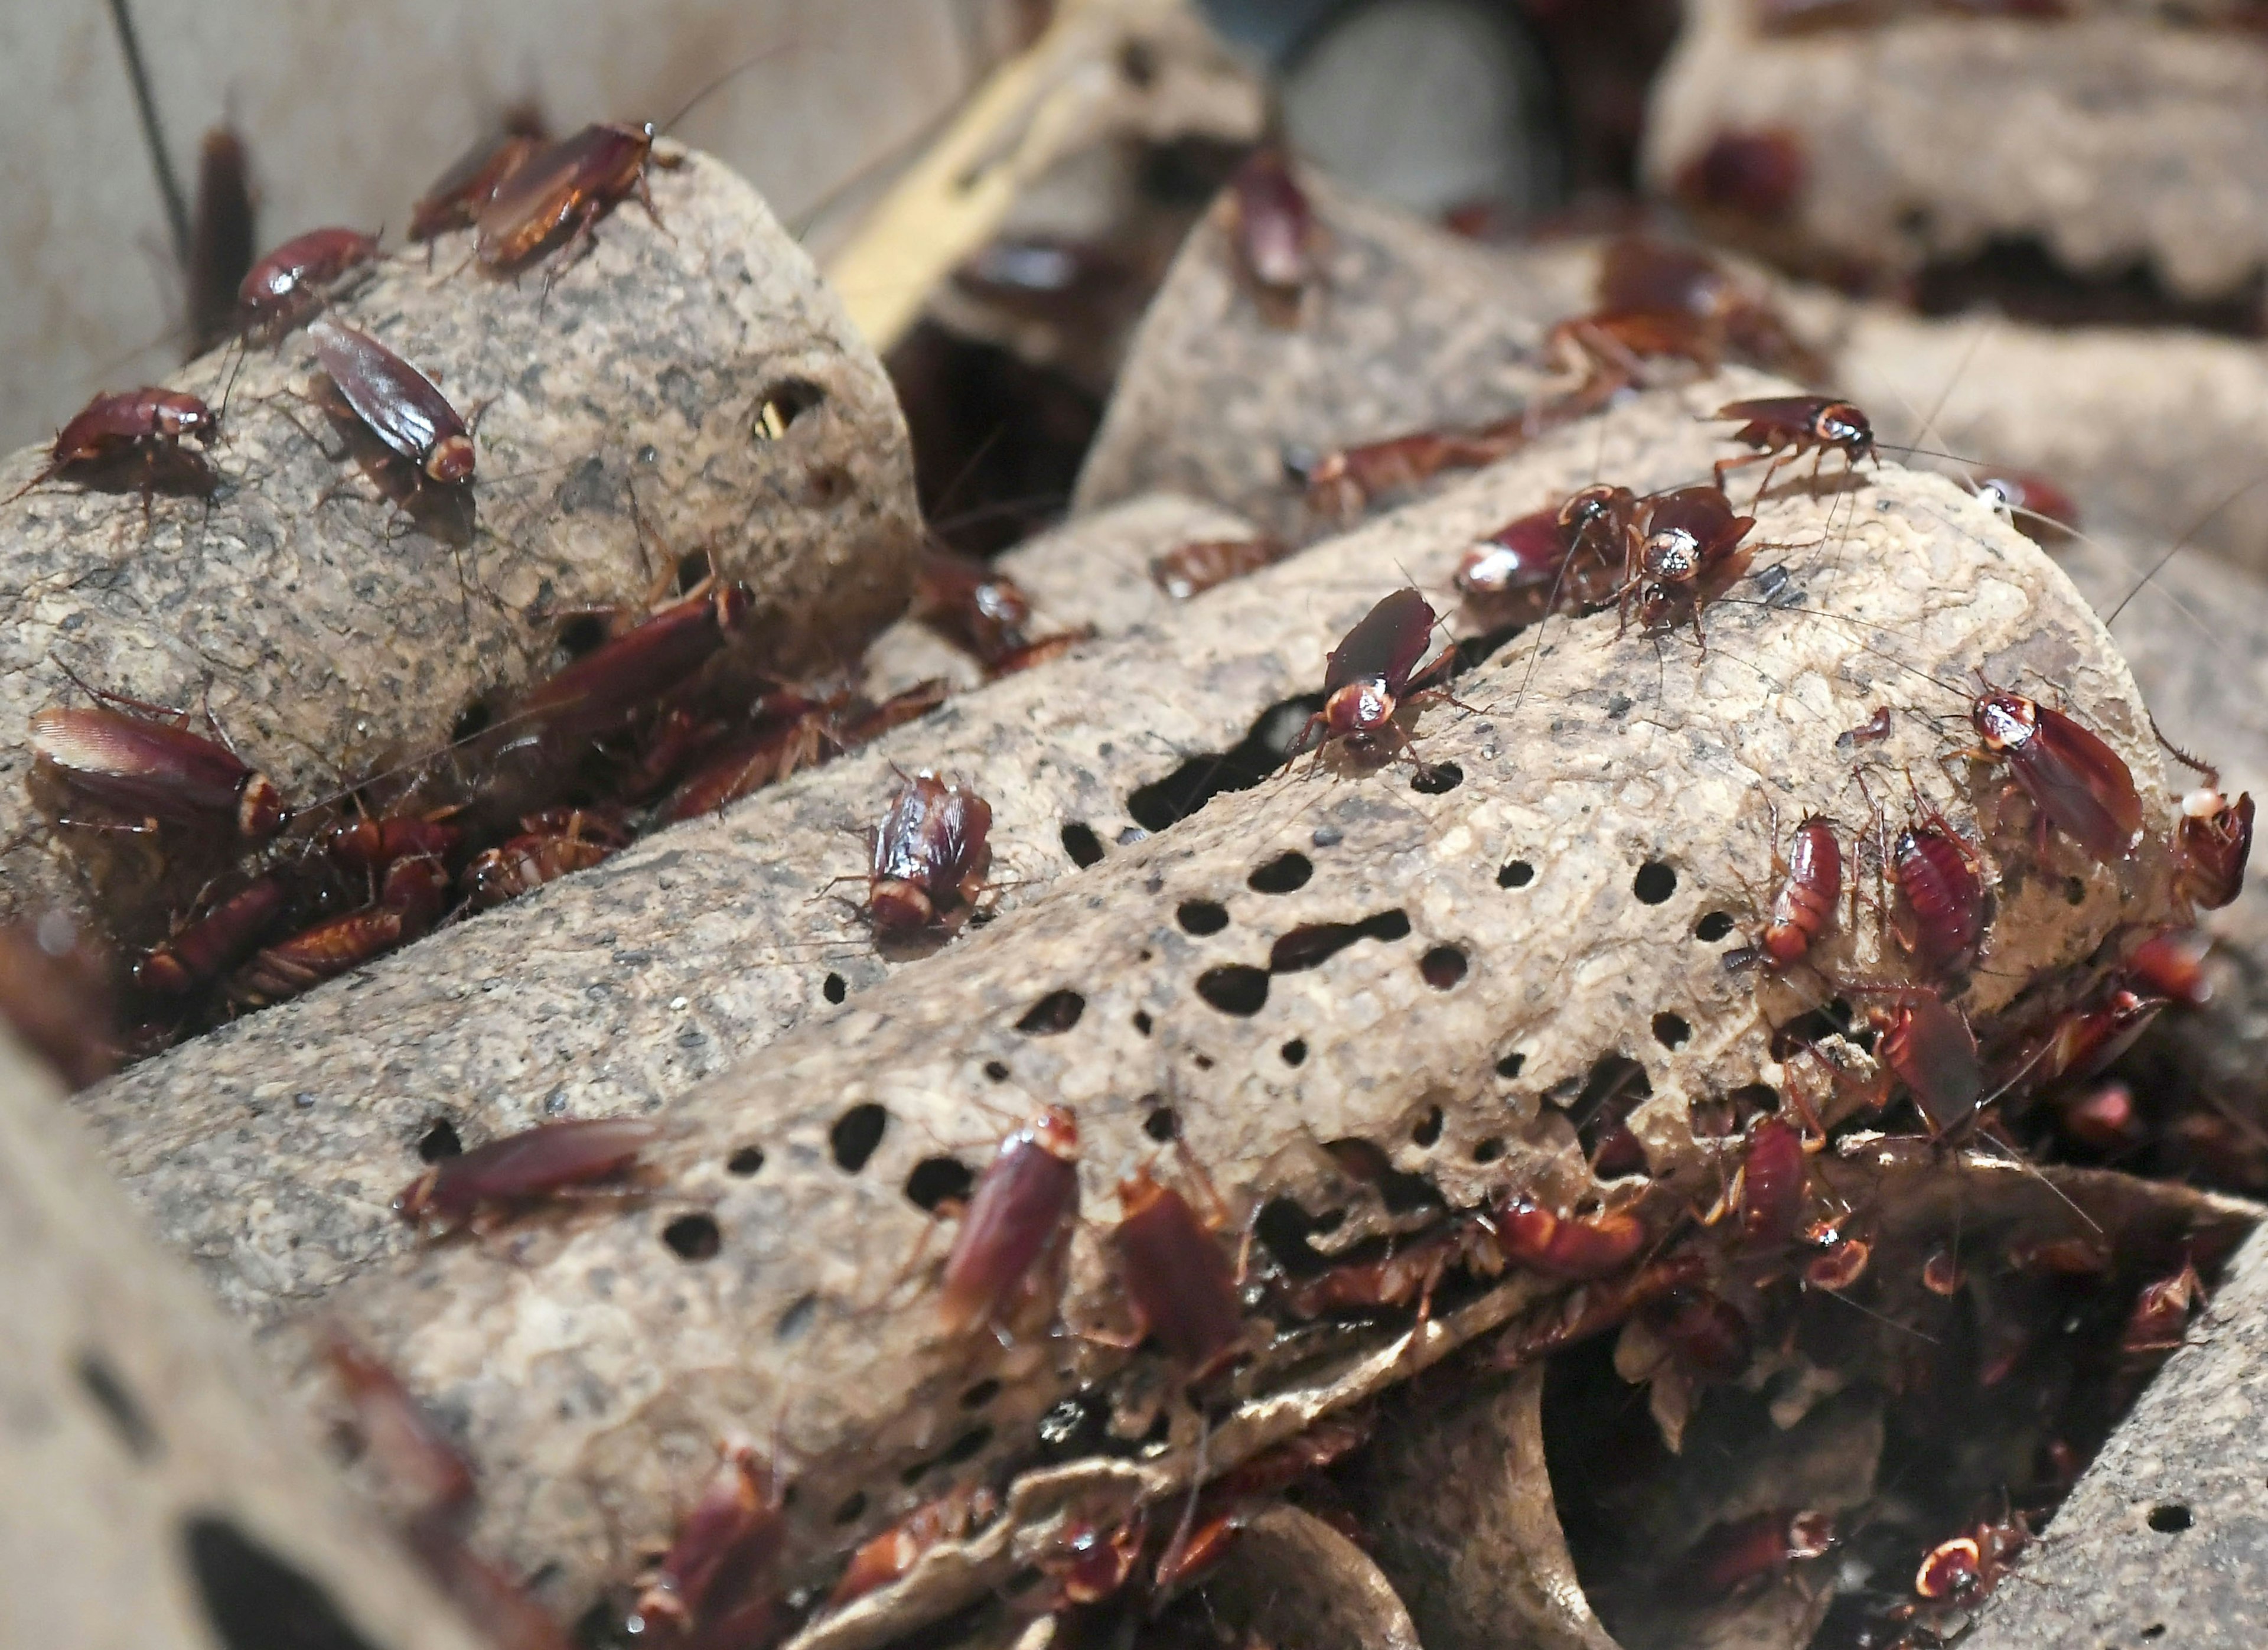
862;771;995;934
1289;426;1523;519
1594;236;1826;383
308;316;478;489
1736;1115;1808;1249
393;1114;663;1237
229;857;448;1007
327;811;464;878
1681;1508;1836;1598
1911;1514;2026;1606
6;387;221;507
2122;1258;2205;1355
1104;1163;1246;1379
187;125;256;357
1225;144;1317;305
630;1433;783;1639
833;678;951;749
30;698;289;839
1646;1284;1753;1381
1493;1249;1708;1365
511;581;754;748
657;707;836;825
134;875;288;995
2024;985;2163;1094
1837;705;1893;748
936;1106;1080;1340
1280;1216;1503;1324
1802;1233;1871;1291
912;548;1035;666
1152;535;1291;601
1921;1249;1963;1296
1968;689;2143;864
1037;1507;1148;1607
1741;813;1842;971
462;808;627;907
2051;1079;2143;1154
1892;821;1987;978
1676;129;1808;221
237;226;379;335
0;918;119;1091
983;628;1094;680
2125;926;2210;1006
1711;395;1876;497
1872;992;1984;1136
1495;1195;1648;1279
1292;587;1457;767
410;131;544;245
475;122;663;274
2173;774;2253;917
1618;483;1758;646
324;1333;479;1524
826;1485;999;1608
1457;506;1572;626
2005;1235;2110;1276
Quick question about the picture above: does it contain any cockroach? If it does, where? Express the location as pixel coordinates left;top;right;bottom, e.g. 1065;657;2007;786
1618;483;1758;646
238;226;379;336
912;548;1035;666
229;855;449;1008
1972;470;2079;544
6;387;221;507
615;706;728;802
1969;689;2143;864
1495;1195;1648;1279
1710;396;1876;497
827;1485;999;1608
983;628;1094;680
0;918;119;1091
1151;535;1291;601
393;1114;662;1237
2175;782;2253;916
1225;144;1316;304
1037;1508;1148;1607
657;708;836;825
833;678;951;749
187;125;256;357
511;581;753;748
2125;926;2210;1006
134;875;288;995
862;771;995;933
475;121;663;275
1676;129;1807;221
324;1334;478;1525
2122;1258;2205;1355
410;130;544;245
1911;1514;2026;1605
936;1106;1080;1340
1746;813;1842;970
30;699;288;839
1644;1284;1754;1382
1207;1411;1374;1502
2005;1235;2109;1276
1803;1235;1871;1291
1921;1249;1963;1296
1151;1506;1246;1597
327;811;464;878
1594;236;1827;383
953;236;1126;314
308;316;477;489
1456;507;1574;626
1289;425;1523;519
1106;1164;1247;1379
1736;1115;1807;1250
630;1434;783;1638
1292;587;1456;767
1837;705;1893;748
1280;1217;1503;1324
2051;1079;2143;1154
462;808;625;907
1493;1250;1708;1366
1872;993;1983;1136
1892;821;1987;978
1682;1508;1836;1597
2025;985;2162;1092
1544;309;1721;396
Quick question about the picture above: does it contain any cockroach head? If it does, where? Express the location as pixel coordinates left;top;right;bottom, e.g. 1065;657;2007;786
1324;680;1393;738
1813;401;1873;450
393;1166;442;1224
426;433;477;485
236;773;291;839
1029;1106;1080;1161
1972;691;2037;753
869;878;934;932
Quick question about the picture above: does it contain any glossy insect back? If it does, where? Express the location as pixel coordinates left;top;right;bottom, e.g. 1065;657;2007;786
936;1106;1080;1340
867;772;995;934
394;1116;663;1236
1971;690;2143;864
30;703;289;839
475;122;658;273
1110;1164;1246;1379
309;318;477;486
238;226;379;337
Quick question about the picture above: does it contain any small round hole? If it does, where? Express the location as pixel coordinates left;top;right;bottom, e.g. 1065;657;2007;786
941;1425;993;1465
1411;761;1463;795
1412;1106;1445;1147
1195;965;1270;1016
1280;1037;1307;1066
662;1213;721;1261
1634;861;1677;904
1248;852;1312;894
1694;911;1735;942
674;549;713;591
2148;1503;2193;1534
1144;1106;1179;1142
726;1146;765;1176
1132;1010;1153;1036
1652;1011;1691;1049
1498;860;1534;889
449;701;493;743
1015;990;1085;1034
555;613;610;659
905;1156;975;1211
1061;822;1104;867
823;972;847;1004
418;1120;463;1161
960;1379;1001;1410
1419;945;1467;990
833;1490;869;1525
1193;1053;1215;1070
830;1104;888;1172
1177;899;1230;935
2064;875;2087;907
1472;1136;1505;1163
983;1059;1011;1082
1495;1051;1526;1078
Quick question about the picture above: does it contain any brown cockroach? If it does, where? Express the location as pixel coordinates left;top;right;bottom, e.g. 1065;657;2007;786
410;130;545;245
324;1333;478;1525
0;918;120;1091
936;1106;1081;1340
1676;129;1808;222
1871;992;1984;1137
6;387;221;507
1224;144;1317;306
1892;820;1988;978
1921;1249;1963;1296
1494;1249;1708;1366
1292;587;1458;769
983;628;1095;680
2124;926;2210;1006
657;707;836;825
630;1433;784;1641
1494;1195;1648;1279
1104;1163;1247;1380
327;811;464;878
1289;425;1524;519
2050;1079;2143;1154
2156;741;2254;916
1279;1216;1503;1324
1910;1513;2026;1607
308;316;478;489
1710;395;1877;497
2122;1258;2205;1355
1734;812;1841;971
461;807;627;908
1035;1506;1149;1609
393;1114;663;1238
1681;1508;1837;1598
30;697;288;839
475;121;664;275
912;547;1035;666
1837;705;1893;748
826;1484;999;1609
134;875;288;995
862;771;995;934
1801;1232;1871;1291
1151;535;1291;601
1968;688;2143;864
227;855;448;1008
2021;985;2163;1095
1456;506;1573;626
1645;1284;1754;1381
1594;236;1826;383
511;581;754;748
187;125;256;357
1735;1115;1808;1250
1618;483;1759;646
237;226;379;336
833;678;951;749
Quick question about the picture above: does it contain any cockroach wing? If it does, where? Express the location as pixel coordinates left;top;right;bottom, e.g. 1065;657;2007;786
2018;705;2143;862
1642;484;1750;561
872;778;942;886
309;320;461;470
936;1128;1079;1337
1323;588;1439;695
1713;395;1818;425
1114;1177;1243;1376
443;1117;662;1201
30;706;249;816
932;787;993;884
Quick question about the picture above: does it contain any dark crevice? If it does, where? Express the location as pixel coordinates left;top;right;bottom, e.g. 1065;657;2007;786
1177;899;1229;935
184;1514;381;1650
1248;851;1314;894
417;1121;462;1162
77;1351;160;1460
1195;965;1269;1016
830;1104;888;1172
1060;822;1104;867
1269;909;1410;974
1015;989;1085;1034
1126;692;1326;830
906;1156;976;1211
662;1213;722;1261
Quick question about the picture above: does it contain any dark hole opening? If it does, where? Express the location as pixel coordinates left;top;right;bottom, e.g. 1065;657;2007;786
1694;910;1736;942
726;1145;765;1177
1652;1011;1692;1049
1419;945;1468;990
1143;1106;1179;1142
1270;908;1410;973
1473;1136;1506;1163
830;1104;888;1172
2148;1503;2194;1534
822;972;847;1004
1015;989;1086;1034
1280;1037;1307;1066
1249;851;1313;893
77;1350;159;1460
674;548;713;592
1323;1136;1445;1214
833;1490;869;1525
941;1425;993;1465
1195;965;1269;1016
1573;1055;1653;1176
1498;860;1536;889
449;701;493;744
1411;1106;1445;1147
1495;1050;1526;1078
554;613;610;659
1633;861;1677;904
1060;822;1104;867
1252;1196;1332;1276
1411;760;1463;795
1126;692;1325;830
184;1513;380;1650
756;379;826;438
906;1156;976;1211
1177;899;1230;935
983;1059;1011;1082
960;1379;1001;1410
417;1120;462;1162
662;1213;722;1261
1132;1010;1153;1036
